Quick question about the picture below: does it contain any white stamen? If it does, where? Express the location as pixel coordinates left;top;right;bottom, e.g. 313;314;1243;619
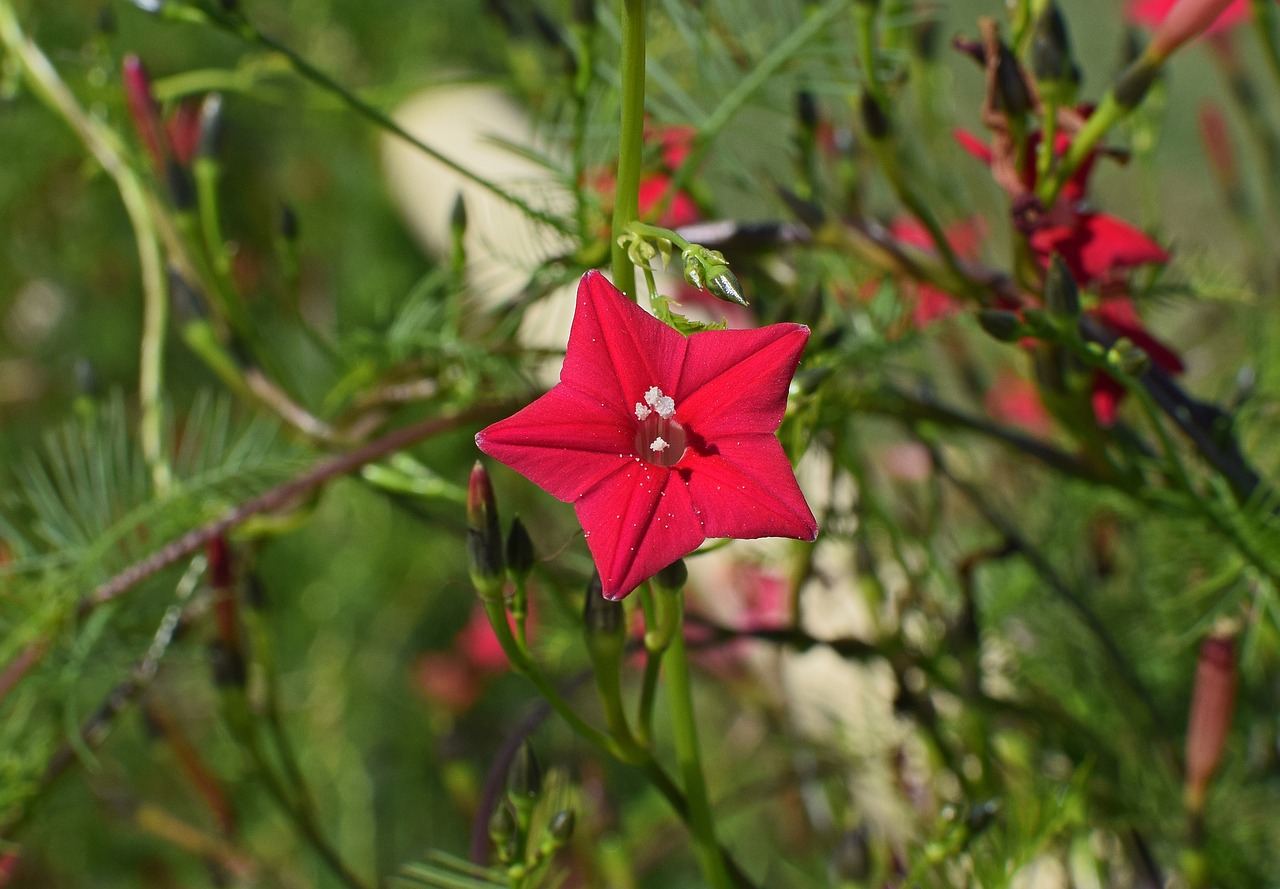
650;437;669;452
635;403;652;420
643;386;676;419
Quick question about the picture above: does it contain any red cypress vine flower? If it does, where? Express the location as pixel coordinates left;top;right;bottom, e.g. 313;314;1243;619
476;272;818;599
1128;0;1251;40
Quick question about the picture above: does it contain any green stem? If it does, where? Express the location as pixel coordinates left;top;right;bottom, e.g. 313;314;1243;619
663;595;734;889
0;2;171;494
611;0;647;299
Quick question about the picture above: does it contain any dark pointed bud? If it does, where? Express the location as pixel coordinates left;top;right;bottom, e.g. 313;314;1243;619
1185;631;1237;812
74;358;100;398
122;54;166;170
829;828;871;882
994;41;1033;118
572;0;595;26
796;90;818;132
548;810;575;845
1108;338;1150;377
583;572;625;633
488;800;518;860
450;192;468;236
467;462;505;591
652;559;688;593
1113;55;1160;110
207;534;235;589
977;309;1024;342
244;571;268;610
197;93;224;160
1031;3;1076;86
707;268;748;307
506;516;535;583
97;6;117;34
208;640;246;687
507;742;542;801
278;203;299;242
858;91;890;141
1043;254;1080;321
165;158;196;210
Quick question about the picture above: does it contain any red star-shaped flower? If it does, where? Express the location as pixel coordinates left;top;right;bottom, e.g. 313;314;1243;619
476;272;818;599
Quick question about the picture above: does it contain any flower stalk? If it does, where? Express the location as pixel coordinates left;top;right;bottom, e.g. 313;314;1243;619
610;0;647;299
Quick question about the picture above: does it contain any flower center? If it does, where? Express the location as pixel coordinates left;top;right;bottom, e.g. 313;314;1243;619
633;386;687;468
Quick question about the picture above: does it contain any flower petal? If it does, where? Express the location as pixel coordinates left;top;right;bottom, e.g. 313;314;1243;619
1029;213;1169;285
677;324;809;438
476;385;634;502
575;464;705;599
561;271;688;409
684;436;818;542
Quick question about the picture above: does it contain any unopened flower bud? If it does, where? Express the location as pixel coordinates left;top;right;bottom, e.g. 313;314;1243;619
467;462;505;592
207;534;235;589
583;572;624;635
450;192;468;236
1185;630;1237;812
1043;254;1080;321
707;267;748;307
1031;2;1079;88
489;801;519;861
652;559;687;592
506;741;542;802
121;54;166;171
166;100;202;167
506;516;535;584
858;91;890;141
165;158;196;211
278;203;299;242
1107;338;1150;377
994;40;1033;118
208;639;246;688
1150;0;1240;60
548;810;575;845
977;309;1024;342
796;90;818;133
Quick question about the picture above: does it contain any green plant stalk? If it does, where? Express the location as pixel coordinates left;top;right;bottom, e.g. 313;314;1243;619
853;2;882;102
663;595;734;889
0;2;171;494
611;0;647;299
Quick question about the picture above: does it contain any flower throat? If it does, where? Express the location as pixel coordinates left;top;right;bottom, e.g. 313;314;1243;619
634;386;687;468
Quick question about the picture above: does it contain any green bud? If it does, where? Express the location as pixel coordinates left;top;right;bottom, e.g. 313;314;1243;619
1043;255;1080;321
706;267;748;307
506;741;542;802
583;572;624;637
548;810;575;845
977;309;1025;342
506;516;535;584
489;801;520;865
994;41;1033;118
1031;3;1077;86
450;192;468;236
467;462;505;592
1108;338;1150;377
652;559;688;593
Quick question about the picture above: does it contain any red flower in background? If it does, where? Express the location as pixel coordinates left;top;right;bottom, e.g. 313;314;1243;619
476;272;817;599
589;122;702;230
955;127;1169;288
888;216;986;327
1128;0;1251;37
414;601;535;714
